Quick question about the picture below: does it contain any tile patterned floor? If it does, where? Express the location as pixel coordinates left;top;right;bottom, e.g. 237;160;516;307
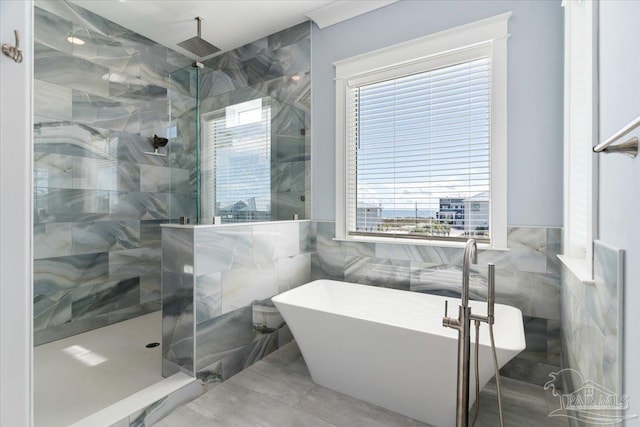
156;341;568;426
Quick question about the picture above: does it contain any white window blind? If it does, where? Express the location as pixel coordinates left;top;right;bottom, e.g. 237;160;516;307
201;98;271;223
346;57;492;243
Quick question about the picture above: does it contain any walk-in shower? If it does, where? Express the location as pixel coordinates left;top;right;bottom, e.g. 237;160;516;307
32;0;311;424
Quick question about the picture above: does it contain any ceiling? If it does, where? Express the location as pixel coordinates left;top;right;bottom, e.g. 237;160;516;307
68;0;397;60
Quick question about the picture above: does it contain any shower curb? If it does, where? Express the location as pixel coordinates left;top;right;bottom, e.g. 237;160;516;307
69;373;203;427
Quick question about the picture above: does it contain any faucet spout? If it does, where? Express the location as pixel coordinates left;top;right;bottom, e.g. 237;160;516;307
461;238;477;307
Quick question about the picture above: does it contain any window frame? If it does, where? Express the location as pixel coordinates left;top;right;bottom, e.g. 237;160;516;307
559;0;598;282
334;13;511;249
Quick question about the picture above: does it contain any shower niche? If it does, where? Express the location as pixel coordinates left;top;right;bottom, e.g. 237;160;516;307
167;62;310;225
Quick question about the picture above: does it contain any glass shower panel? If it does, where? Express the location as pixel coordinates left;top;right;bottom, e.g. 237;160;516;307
168;65;199;223
168;63;308;224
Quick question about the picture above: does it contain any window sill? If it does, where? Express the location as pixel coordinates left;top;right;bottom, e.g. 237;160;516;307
557;255;595;284
333;235;509;251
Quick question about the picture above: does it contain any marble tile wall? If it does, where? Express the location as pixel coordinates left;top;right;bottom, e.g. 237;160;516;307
162;221;310;379
311;221;563;386
560;240;623;424
33;2;193;345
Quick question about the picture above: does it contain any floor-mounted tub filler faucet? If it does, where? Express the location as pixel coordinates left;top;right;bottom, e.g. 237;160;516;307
443;239;503;427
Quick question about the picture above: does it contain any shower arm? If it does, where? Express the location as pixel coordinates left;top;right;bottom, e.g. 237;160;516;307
196;17;202;37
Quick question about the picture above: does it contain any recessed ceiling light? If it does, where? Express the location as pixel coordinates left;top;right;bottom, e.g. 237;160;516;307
66;36;85;45
291;75;301;81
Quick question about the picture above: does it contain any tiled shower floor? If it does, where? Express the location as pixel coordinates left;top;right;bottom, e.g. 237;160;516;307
157;341;568;427
34;312;163;427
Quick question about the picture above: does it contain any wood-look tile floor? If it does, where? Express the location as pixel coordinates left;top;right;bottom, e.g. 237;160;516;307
156;341;568;426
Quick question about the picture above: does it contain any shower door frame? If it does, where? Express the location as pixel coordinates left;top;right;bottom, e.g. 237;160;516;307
0;0;33;426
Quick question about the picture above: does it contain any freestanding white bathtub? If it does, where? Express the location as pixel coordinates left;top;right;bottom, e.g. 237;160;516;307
272;279;526;427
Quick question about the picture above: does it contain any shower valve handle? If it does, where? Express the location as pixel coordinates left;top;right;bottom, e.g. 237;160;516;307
442;300;460;330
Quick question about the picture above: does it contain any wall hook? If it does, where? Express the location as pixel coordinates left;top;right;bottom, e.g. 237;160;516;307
2;30;23;64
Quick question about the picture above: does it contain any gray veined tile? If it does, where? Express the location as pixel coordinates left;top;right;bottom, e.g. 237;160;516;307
501;227;548;273
299;221;311;253
140;164;172;192
195;227;252;275
546;228;562;274
195;304;254;374
36;0;131;40
139;44;179;90
252;222;300;264
35;79;73;121
517;317;549;364
72;90;141;134
33;290;72;332
284;38;311;76
220;264;278;314
116;161;140;192
34;152;74;189
35;49;111;98
195;273;222;325
268;73;311;113
72;220;139;254
161;227;194;274
271;102;306;137
140;220;167;248
163;315;195;373
109;191;168;220
277;253;311;293
274;134;306;163
71;156;117;190
34;222;73;259
109;247;160;280
169;193;197;221
34;7;73;55
345;256;411;290
199;69;244;99
35;122;111;161
71;22;141;73
310;252;345;281
169;167;191;194
140;273;161;304
71;276;140;319
34;252;109;293
34;189;110;220
245;52;290;87
268;21;310;50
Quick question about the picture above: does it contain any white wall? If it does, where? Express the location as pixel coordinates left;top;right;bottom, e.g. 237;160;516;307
598;0;640;417
0;1;33;425
311;0;564;227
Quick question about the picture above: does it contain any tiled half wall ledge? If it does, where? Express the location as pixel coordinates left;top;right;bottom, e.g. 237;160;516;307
161;220;311;381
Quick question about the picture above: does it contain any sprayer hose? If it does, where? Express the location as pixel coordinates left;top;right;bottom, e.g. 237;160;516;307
471;321;505;427
489;322;505;427
471;320;481;426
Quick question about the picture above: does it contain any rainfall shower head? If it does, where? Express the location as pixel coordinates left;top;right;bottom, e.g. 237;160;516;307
178;17;220;58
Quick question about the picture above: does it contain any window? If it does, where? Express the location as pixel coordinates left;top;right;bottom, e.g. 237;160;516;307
335;13;510;248
201;98;272;223
560;0;598;280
